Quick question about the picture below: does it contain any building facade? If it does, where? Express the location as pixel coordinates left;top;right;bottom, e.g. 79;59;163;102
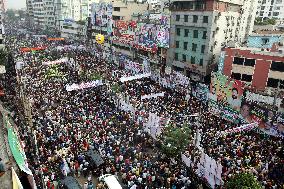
222;46;284;91
256;0;284;21
168;0;257;81
0;0;5;46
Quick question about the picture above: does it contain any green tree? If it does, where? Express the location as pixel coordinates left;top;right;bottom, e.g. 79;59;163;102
159;125;191;158
226;173;262;189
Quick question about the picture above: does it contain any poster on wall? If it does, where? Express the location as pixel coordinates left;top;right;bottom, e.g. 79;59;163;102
112;20;136;46
135;23;158;53
192;83;209;103
208;72;245;123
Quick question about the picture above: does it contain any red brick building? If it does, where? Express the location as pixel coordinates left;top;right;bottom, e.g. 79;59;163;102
222;47;284;91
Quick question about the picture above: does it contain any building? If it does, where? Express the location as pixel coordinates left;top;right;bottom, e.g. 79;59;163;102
32;0;45;27
247;33;284;48
27;0;98;30
255;0;284;21
0;0;5;47
90;1;150;60
221;40;284;91
61;21;86;40
168;0;258;82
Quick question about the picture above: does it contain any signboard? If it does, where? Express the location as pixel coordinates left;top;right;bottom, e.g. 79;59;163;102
91;3;112;27
135;23;158;53
209;72;245;123
218;51;225;73
112;20;136;46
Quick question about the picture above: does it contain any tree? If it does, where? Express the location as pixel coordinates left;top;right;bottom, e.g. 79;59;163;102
159;124;191;158
226;173;262;189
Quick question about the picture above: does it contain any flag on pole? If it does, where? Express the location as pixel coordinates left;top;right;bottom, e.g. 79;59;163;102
12;167;24;189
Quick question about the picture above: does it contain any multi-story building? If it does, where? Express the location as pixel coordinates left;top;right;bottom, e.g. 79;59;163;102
256;0;284;21
0;0;5;47
221;37;284;91
168;0;258;82
27;0;98;30
26;0;34;18
32;0;45;27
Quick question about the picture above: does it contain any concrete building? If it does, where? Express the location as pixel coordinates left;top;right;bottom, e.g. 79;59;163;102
256;0;284;21
32;0;45;27
61;21;86;40
26;0;34;18
221;42;284;91
0;0;5;46
168;0;258;82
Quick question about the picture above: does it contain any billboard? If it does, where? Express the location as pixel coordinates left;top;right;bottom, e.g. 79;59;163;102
112;20;136;46
156;25;170;48
242;91;284;138
135;23;158;53
209;72;245;123
91;3;112;27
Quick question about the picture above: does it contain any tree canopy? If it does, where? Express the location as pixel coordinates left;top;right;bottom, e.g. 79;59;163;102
226;173;262;189
159;124;191;158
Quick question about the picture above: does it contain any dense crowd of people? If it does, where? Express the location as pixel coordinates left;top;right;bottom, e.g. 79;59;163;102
0;19;283;189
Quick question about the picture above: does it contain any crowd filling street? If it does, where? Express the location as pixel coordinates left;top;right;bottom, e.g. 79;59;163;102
0;19;283;189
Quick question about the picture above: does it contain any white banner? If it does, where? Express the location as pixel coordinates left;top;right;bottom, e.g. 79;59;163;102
65;80;103;91
42;58;69;66
141;92;165;100
0;65;6;74
217;123;258;136
120;73;151;82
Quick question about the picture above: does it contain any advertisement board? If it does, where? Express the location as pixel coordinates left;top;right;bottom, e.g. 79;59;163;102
135;23;158;53
241;91;284;138
112;20;136;46
91;3;112;27
209;72;245;123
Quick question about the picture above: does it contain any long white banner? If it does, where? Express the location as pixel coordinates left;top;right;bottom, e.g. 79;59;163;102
120;73;151;82
66;80;103;91
42;58;68;66
217;122;258;136
141;92;165;100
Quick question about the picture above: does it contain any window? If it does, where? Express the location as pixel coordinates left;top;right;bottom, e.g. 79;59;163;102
114;7;120;11
184;42;188;50
182;54;187;62
276;0;282;3
175;53;179;61
201;45;205;53
203;16;208;23
192;43;197;52
200;59;203;66
191;56;195;64
184;29;189;37
261;38;269;44
202;31;207;39
271;61;284;72
231;73;241;80
261;6;265;10
244;58;255;67
233;57;244;65
176;15;180;21
193;15;198;23
241;74;252;82
193;30;198;38
176;41;180;48
176;28;180;36
184;15;188;22
273;12;279;16
267;78;279;88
